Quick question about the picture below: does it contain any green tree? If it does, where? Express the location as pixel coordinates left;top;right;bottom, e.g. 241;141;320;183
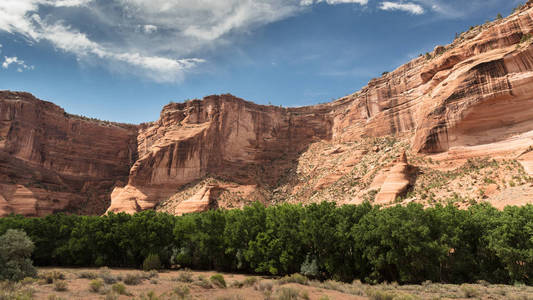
0;229;37;281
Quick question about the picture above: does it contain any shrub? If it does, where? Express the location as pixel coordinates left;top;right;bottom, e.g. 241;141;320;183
148;270;159;278
174;270;193;282
143;254;162;271
105;292;118;300
279;273;308;285
300;256;319;278
111;283;127;295
460;285;479;298
0;229;37;281
89;279;104;293
277;287;300;300
40;271;65;284
520;33;532;44
210;274;226;288
124;273;142;285
99;267;117;284
243;276;258;286
53;280;68;291
254;280;273;292
194;275;212;289
173;285;190;299
368;290;395;300
78;271;98;279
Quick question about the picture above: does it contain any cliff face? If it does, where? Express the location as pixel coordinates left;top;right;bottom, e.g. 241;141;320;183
3;3;533;216
0;91;138;216
106;95;332;213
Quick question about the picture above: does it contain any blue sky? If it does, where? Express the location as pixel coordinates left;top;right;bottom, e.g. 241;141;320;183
0;0;522;124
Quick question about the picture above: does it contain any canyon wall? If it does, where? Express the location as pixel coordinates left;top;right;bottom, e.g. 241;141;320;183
3;2;533;215
0;91;138;216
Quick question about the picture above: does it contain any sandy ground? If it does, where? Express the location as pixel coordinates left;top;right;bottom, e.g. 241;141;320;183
14;267;530;300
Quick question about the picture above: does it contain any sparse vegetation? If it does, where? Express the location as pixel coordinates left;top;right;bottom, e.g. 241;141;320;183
53;280;68;291
210;274;226;288
124;273;143;285
88;279;103;293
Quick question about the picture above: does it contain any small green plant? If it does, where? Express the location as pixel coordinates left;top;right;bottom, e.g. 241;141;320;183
210;274;226;288
89;279;104;293
520;33;532;43
279;273;308;285
143;253;162;271
496;13;503;20
194;275;212;289
53;280;68;291
112;282;127;295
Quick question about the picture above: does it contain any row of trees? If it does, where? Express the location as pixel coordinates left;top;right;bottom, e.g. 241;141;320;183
0;202;531;285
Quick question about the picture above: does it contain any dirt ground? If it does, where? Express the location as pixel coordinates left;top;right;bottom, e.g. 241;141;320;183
3;267;527;300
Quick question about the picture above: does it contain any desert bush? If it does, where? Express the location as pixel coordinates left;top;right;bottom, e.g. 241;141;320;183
0;229;37;281
368;289;396;300
0;281;34;300
277;287;300;300
279;273;308;285
111;282;127;295
98;267;117;284
174;270;193;282
255;280;274;292
194;275;212;289
89;279;104;293
124;273;142;285
173;284;190;299
460;284;479;298
40;271;65;284
53;280;68;291
78;271;97;279
210;274;226;288
143;254;162;271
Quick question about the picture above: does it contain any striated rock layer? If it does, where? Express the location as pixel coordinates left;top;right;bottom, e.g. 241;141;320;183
4;3;533;215
0;91;138;216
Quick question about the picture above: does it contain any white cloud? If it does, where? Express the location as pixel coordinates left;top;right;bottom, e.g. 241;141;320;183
2;56;34;71
0;0;487;81
143;25;157;34
380;1;425;14
300;0;368;5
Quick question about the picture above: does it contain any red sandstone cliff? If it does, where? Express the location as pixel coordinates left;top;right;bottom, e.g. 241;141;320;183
3;3;533;216
0;91;137;216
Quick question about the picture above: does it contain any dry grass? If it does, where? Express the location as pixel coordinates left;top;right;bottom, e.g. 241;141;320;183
6;268;527;300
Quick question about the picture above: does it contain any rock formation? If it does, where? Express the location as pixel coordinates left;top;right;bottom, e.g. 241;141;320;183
374;152;415;205
3;3;533;215
0;91;138;216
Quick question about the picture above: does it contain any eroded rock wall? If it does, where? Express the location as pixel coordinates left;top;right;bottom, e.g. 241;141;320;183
0;91;138;216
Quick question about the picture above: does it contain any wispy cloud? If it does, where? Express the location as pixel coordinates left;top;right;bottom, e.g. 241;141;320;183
0;0;498;81
2;56;34;72
300;0;368;5
380;1;425;15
